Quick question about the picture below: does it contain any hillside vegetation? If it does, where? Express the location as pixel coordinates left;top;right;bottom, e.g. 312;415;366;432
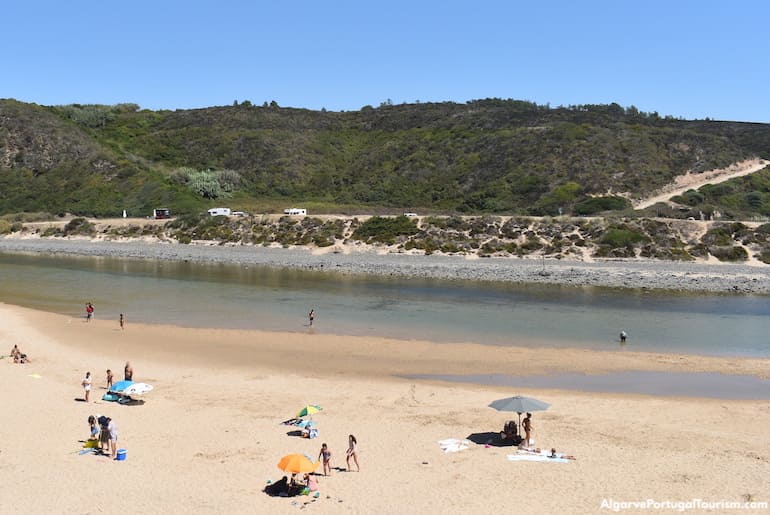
2;98;770;219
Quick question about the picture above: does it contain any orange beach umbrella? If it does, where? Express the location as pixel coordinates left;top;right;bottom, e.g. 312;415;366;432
277;453;319;474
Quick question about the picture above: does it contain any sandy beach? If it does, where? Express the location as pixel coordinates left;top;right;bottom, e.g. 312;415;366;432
1;303;768;514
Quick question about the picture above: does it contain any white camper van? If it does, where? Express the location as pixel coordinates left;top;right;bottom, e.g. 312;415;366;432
208;207;231;216
283;208;307;215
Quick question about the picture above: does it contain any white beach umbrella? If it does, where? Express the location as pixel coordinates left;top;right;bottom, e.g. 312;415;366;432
122;383;154;396
488;395;550;436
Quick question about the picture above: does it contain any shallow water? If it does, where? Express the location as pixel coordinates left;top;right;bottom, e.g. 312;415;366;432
0;252;768;357
403;371;770;400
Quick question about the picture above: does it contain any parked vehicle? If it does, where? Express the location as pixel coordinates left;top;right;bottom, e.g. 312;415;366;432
153;208;171;219
207;207;231;216
283;208;307;215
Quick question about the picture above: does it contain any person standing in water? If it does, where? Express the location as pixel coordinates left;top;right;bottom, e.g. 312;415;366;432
119;313;125;330
308;309;315;327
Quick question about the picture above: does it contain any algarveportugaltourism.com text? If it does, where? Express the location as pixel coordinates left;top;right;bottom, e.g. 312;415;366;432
600;498;768;512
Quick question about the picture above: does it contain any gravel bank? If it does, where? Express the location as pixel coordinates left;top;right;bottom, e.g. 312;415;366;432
2;238;769;294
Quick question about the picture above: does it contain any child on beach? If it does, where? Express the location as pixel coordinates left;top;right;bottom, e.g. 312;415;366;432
82;372;92;402
88;415;99;441
106;369;113;389
318;443;332;475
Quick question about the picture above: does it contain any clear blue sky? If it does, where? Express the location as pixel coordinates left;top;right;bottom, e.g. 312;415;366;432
4;0;769;122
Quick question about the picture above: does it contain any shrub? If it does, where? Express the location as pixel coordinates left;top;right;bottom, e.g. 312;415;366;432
63;217;95;235
709;245;748;262
352;216;418;244
0;220;11;234
574;196;631;215
600;228;647;247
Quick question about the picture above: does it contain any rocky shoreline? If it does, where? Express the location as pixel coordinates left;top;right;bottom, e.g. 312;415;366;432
2;237;770;294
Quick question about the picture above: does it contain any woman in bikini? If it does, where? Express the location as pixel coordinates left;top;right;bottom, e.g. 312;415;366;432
345;434;359;472
318;443;332;475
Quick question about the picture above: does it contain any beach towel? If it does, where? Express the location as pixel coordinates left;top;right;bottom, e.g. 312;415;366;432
438;438;471;453
507;450;570;463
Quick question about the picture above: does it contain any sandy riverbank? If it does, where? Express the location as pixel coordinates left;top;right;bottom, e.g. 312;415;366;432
1;303;768;514
2;238;770;294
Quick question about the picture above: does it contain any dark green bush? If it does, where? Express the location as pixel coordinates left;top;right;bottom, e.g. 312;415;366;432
574;196;631;215
600;228;647;247
352;216;418;244
709;245;748;262
63;217;95;235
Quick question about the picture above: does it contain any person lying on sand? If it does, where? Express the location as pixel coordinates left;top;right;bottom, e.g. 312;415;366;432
549;448;576;460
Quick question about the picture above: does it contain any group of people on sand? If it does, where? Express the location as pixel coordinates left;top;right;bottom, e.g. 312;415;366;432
9;344;30;364
81;362;133;402
265;435;359;498
86;414;119;459
266;473;319;497
317;434;359;476
79;362;133;460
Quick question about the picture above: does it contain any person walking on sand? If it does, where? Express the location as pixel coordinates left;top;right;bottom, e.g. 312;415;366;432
318;443;332;476
82;372;92;402
119;313;124;330
85;303;94;322
124;361;133;381
106;369;114;389
345;434;359;472
308;309;315;327
522;412;533;447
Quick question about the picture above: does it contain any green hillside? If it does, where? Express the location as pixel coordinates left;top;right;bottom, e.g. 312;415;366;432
2;98;769;218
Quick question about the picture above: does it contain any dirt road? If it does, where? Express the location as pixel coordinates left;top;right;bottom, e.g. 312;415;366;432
633;158;769;210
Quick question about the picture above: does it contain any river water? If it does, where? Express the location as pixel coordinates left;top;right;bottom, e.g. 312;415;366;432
0;252;768;358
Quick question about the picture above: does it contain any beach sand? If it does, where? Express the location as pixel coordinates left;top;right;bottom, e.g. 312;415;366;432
1;303;768;514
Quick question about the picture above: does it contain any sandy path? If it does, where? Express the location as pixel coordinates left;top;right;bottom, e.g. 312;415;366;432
634;158;769;210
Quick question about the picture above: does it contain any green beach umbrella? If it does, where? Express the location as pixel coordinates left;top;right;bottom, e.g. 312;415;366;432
296;404;323;418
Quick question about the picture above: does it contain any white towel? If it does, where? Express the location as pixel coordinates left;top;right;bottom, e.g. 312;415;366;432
507;454;569;463
438;438;471;453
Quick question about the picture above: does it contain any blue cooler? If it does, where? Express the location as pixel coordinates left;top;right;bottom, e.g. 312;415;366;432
116;449;127;461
